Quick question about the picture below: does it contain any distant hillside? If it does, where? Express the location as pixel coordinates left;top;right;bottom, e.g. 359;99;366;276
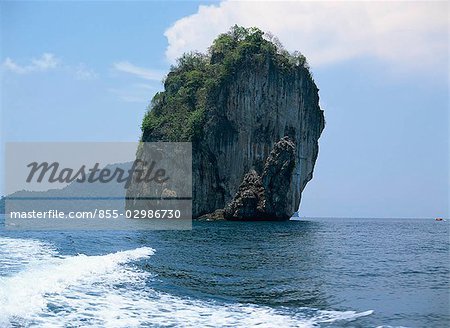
1;162;132;214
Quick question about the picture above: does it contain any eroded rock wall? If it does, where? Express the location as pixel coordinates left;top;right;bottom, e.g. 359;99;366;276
192;58;324;218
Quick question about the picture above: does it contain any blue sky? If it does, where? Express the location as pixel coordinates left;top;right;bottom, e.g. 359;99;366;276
1;1;448;218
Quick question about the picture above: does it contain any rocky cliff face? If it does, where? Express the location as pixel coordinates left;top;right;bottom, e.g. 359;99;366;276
136;26;325;220
224;137;297;220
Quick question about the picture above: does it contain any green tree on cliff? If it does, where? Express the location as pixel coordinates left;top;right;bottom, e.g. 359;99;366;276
141;25;311;142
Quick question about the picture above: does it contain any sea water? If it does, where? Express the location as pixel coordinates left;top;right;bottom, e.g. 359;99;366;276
0;216;448;327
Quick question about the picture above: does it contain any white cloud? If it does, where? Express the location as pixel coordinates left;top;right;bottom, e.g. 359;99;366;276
2;54;99;81
3;58;28;74
31;53;59;70
2;53;59;73
113;61;165;81
109;83;160;103
74;63;98;80
164;0;448;70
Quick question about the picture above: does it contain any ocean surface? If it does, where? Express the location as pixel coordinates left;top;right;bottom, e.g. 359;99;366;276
0;216;448;327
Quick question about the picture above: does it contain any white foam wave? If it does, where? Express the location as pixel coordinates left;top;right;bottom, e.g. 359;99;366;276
0;237;154;327
0;237;57;275
0;237;373;327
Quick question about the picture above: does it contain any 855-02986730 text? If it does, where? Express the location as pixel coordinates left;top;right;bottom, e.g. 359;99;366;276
9;209;182;219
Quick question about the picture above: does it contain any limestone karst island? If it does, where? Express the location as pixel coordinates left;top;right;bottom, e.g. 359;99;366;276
127;26;325;220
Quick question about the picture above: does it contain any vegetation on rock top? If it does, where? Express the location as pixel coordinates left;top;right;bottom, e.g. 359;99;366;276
141;25;312;142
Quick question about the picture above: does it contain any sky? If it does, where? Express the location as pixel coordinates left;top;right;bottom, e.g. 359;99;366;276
1;0;448;218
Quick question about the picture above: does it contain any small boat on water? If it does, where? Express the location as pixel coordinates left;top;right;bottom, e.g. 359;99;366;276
435;217;445;221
